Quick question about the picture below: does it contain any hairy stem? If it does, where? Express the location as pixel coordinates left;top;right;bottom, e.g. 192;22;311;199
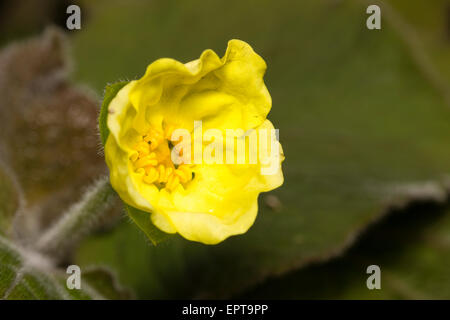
35;176;116;256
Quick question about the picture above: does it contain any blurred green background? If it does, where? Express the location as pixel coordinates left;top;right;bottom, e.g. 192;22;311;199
2;0;450;299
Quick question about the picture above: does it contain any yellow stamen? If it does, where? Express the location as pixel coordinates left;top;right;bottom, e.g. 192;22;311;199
136;141;150;155
132;128;194;191
134;155;158;168
175;167;190;183
143;135;152;142
158;165;166;183
143;174;158;184
130;153;139;162
143;167;159;184
164;124;176;140
166;174;180;191
164;167;173;182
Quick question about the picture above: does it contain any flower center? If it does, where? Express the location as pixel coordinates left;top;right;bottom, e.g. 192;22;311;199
130;126;193;191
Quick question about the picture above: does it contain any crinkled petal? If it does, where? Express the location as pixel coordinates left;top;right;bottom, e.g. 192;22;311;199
129;39;271;132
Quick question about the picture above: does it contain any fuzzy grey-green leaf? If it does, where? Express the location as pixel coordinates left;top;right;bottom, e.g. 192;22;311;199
0;235;131;300
0;162;20;236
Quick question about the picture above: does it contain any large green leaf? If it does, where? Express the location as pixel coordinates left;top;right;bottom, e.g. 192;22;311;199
384;0;450;89
73;0;450;298
240;201;450;299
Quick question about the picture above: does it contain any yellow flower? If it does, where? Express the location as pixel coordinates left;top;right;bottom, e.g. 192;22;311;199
104;40;284;244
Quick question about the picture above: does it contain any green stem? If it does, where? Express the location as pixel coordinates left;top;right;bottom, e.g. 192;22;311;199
35;176;116;256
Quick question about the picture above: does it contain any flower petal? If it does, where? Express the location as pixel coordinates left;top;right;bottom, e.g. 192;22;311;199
128;40;271;132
